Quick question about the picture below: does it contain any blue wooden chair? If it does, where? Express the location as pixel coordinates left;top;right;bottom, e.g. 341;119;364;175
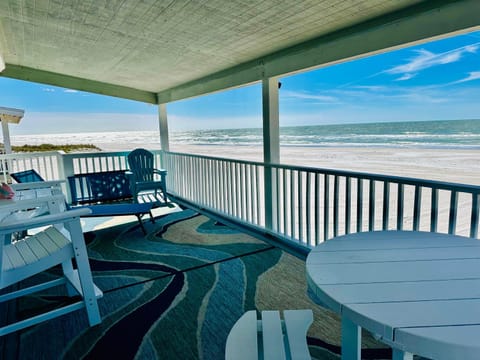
127;148;167;205
10;169;45;183
8;171;64;238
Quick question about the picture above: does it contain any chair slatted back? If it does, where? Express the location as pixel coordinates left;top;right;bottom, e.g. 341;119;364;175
128;148;155;182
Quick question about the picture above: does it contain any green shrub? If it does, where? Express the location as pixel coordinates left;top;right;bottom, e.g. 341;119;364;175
12;143;101;153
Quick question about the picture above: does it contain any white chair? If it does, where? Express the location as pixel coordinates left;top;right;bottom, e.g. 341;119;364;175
0;196;102;336
226;309;313;360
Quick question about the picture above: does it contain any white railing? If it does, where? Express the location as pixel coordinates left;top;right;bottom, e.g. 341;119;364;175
63;151;130;175
163;151;480;246
61;151;163;175
1;150;479;248
0;151;65;182
163;151;266;227
0;150;163;181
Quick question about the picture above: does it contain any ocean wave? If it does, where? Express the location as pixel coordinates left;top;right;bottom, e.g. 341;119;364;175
11;119;480;150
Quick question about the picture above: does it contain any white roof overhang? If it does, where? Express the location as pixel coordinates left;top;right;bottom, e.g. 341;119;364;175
0;106;24;124
0;0;479;104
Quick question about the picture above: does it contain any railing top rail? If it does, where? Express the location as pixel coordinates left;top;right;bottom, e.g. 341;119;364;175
0;151;63;158
164;150;265;167
271;163;480;194
1;149;477;195
163;150;480;194
63;151;131;158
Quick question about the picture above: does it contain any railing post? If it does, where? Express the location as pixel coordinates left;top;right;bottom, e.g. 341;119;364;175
0;155;8;183
60;152;75;203
471;193;479;238
262;77;280;230
1;119;12;154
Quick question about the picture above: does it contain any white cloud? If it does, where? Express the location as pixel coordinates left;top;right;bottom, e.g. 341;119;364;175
350;85;387;92
454;71;480;84
64;89;78;93
42;88;56;92
328;84;455;105
281;90;338;103
396;73;416;81
387;91;450;104
465;44;479;53
386;43;480;80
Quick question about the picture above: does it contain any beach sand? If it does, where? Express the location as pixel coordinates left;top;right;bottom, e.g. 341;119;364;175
169;144;480;186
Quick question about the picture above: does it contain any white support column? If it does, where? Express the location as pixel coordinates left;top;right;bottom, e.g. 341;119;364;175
262;77;280;230
159;103;170;152
262;78;280;164
1;119;12;154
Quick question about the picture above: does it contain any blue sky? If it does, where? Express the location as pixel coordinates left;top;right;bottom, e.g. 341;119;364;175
1;30;480;135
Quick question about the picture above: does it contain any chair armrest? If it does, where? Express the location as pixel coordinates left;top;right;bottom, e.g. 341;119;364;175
125;171;136;189
11;180;65;191
1;194;66;212
0;208;91;233
153;169;167;176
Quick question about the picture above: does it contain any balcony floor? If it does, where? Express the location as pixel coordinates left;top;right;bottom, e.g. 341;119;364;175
0;206;391;360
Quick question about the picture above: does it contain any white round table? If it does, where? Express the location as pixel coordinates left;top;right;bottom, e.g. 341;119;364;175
306;231;480;360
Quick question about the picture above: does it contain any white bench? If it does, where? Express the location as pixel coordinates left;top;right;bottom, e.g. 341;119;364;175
225;309;313;360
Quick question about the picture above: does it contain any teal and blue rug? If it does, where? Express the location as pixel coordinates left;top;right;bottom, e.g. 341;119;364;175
2;210;390;359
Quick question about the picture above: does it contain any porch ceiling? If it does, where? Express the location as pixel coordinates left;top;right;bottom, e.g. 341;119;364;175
0;0;479;104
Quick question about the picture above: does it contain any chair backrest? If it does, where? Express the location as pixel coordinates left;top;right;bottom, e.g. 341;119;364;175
128;148;155;182
10;169;45;183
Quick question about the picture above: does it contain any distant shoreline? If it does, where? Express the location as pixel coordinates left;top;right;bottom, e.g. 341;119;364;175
11;118;480;137
11;118;480;150
172;143;480;150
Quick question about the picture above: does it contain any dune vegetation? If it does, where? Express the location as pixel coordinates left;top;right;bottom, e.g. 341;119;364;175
11;143;101;153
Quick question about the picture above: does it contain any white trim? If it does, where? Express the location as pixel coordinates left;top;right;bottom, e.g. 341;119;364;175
0;107;24;119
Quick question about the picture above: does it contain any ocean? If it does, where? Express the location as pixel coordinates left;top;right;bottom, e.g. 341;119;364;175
11;119;480;151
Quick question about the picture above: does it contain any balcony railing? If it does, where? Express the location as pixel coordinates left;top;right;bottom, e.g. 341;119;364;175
163;151;479;245
1;150;479;247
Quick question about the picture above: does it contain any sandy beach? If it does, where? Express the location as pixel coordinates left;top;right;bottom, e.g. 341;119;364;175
167;144;480;186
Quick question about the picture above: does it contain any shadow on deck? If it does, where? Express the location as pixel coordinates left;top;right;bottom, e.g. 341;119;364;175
0;205;391;360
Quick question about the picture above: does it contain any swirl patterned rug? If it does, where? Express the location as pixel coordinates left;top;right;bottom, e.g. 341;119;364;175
2;209;391;360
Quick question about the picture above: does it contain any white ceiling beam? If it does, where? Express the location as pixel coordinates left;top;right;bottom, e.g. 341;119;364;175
157;0;480;103
1;65;157;104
